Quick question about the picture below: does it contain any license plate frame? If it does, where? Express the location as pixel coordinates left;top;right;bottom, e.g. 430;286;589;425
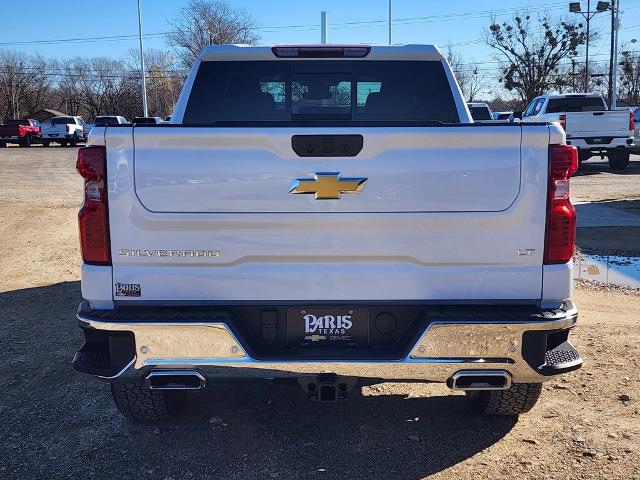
286;307;369;347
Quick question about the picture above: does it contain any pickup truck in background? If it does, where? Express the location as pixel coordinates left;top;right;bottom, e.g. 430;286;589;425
0;118;41;147
520;93;634;170
73;44;582;422
493;111;515;121
93;115;129;126
41;116;87;147
467;102;493;121
132;116;165;124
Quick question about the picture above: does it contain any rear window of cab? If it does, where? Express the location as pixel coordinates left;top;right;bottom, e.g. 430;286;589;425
184;60;460;125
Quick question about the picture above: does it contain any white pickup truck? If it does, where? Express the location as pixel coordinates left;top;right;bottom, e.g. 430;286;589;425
72;44;582;421
41;116;87;147
520;93;634;170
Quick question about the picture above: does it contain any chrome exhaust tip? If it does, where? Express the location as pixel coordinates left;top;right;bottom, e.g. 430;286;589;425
448;370;512;391
146;370;206;390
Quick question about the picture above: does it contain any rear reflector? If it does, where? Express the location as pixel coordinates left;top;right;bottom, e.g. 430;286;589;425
630;110;635;132
271;45;371;58
544;144;578;264
77;146;111;265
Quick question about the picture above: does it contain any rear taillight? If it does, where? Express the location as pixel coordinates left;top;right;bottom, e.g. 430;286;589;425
544;144;578;265
558;114;566;131
77;146;110;265
630;110;635;132
67;125;72;134
271;45;371;58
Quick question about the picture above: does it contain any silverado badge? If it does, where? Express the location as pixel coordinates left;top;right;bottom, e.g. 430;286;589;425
288;172;367;200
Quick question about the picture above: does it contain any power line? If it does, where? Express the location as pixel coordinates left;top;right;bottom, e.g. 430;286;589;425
0;1;608;47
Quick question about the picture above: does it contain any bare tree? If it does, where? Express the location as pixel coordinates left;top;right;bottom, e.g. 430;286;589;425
484;14;586;104
168;0;259;68
556;60;609;96
619;50;640;106
445;46;487;102
0;50;53;120
128;48;185;117
54;57;139;120
486;96;525;112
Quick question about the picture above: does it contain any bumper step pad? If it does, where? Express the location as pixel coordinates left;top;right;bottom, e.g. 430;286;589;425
540;340;582;375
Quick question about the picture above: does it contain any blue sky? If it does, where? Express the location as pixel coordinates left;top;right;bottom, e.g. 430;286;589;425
1;0;639;96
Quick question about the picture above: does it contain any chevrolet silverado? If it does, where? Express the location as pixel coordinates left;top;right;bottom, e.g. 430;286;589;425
520;93;634;170
72;44;582;421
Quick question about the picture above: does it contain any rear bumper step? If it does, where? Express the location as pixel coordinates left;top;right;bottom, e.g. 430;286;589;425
73;300;580;384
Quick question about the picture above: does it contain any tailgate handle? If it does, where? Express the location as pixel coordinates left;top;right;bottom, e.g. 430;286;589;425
292;135;363;157
592;112;604;116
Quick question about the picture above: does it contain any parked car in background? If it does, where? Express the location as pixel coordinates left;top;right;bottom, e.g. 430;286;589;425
492;111;515;121
93;115;128;126
132;116;165;124
0;118;41;147
467;102;493;121
520;93;634;170
42;116;87;147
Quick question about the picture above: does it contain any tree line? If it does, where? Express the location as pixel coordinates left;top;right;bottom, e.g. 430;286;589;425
0;48;185;122
1;0;639;123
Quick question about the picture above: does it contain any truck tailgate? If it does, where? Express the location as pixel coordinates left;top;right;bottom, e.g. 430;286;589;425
133;127;521;213
106;124;551;302
566;110;630;137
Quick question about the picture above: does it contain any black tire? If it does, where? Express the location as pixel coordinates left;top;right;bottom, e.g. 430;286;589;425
19;135;32;148
0;141;6;148
60;141;67;147
110;383;187;422
466;383;542;416
608;150;630;170
42;140;50;147
69;134;78;147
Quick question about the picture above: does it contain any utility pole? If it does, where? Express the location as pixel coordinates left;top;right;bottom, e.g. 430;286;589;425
388;0;392;45
321;11;327;44
570;1;608;91
611;0;620;109
607;1;616;107
585;0;591;90
137;0;149;117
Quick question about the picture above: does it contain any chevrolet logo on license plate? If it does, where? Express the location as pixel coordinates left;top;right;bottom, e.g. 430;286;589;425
288;172;367;200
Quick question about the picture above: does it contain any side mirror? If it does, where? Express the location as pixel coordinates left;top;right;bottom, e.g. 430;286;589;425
513;111;523;119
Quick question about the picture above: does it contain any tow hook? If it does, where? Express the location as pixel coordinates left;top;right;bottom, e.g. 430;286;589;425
297;374;357;402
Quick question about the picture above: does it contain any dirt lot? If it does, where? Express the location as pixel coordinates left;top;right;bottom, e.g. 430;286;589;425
1;147;639;479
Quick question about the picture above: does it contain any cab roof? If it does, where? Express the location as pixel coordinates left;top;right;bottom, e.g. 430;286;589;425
198;44;443;62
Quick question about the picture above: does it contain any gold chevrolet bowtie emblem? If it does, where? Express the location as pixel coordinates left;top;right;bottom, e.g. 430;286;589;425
288;172;367;200
304;335;327;342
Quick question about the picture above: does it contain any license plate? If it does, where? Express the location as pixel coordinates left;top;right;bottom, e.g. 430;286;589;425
286;307;369;346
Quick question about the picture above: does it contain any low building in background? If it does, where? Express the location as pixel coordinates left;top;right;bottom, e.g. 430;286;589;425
28;109;68;125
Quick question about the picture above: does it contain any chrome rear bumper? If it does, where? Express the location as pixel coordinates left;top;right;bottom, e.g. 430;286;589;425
74;301;580;384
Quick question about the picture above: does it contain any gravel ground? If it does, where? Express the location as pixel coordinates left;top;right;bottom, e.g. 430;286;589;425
1;147;639;479
572;155;640;204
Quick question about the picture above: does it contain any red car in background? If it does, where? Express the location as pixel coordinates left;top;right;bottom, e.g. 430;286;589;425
0;119;41;147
